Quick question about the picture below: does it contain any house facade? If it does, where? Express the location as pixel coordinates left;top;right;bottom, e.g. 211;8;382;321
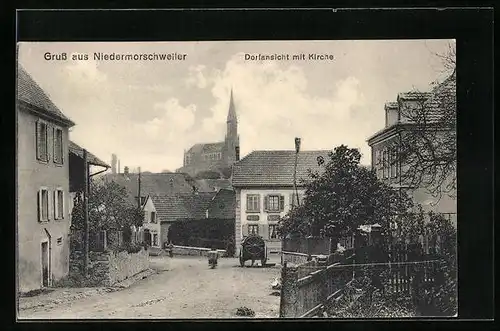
366;73;457;226
17;65;75;293
231;150;330;257
139;196;161;248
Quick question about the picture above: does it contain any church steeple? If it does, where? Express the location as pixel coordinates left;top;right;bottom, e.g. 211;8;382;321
225;88;239;164
227;88;237;123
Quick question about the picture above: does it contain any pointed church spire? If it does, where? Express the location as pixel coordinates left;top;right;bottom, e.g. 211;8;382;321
227;87;237;122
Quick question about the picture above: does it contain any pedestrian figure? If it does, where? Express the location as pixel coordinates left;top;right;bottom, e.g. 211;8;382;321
167;242;174;258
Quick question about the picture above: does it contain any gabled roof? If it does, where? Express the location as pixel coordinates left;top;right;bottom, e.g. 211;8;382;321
232;150;330;187
69;141;110;168
17;65;75;127
151;192;217;222
103;172;197;198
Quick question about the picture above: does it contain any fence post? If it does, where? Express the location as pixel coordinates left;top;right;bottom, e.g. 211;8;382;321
317;255;329;312
279;263;299;318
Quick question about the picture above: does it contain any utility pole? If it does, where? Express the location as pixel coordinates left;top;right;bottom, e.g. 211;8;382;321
137;167;141;208
83;149;89;276
293;138;301;207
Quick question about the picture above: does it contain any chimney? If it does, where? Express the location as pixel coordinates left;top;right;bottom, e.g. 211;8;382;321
235;146;240;161
124;166;129;175
118;160;121;174
111;154;117;174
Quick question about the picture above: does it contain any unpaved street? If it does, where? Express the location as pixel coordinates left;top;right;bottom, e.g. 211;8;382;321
18;256;281;319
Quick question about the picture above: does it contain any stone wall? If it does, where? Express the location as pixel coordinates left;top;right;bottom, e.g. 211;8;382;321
172;245;226;257
69;248;149;286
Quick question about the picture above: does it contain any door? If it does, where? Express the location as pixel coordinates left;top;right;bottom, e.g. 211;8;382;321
143;229;151;246
41;241;49;287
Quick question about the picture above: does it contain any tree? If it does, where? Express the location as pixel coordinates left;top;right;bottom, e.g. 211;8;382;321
71;178;143;235
396;42;456;202
278;145;414;238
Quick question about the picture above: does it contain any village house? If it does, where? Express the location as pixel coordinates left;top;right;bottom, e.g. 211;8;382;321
16;65;76;293
152;189;235;247
366;73;457;226
68;140;110;216
231;150;330;257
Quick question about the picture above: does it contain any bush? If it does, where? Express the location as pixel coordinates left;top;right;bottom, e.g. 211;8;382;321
117;242;144;254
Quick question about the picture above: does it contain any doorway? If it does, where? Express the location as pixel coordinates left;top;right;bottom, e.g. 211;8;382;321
41;241;50;287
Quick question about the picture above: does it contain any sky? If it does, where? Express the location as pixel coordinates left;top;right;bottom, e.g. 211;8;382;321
18;40;454;173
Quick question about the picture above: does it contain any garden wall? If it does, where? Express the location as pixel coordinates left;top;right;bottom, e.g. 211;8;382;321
172;245;226;257
69;248;149;286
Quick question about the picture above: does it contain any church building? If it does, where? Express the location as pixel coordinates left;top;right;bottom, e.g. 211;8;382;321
177;90;240;178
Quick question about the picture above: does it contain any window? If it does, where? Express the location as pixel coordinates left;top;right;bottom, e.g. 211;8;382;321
246;194;260;212
390;148;398;178
53;128;63;164
152;234;159;247
57;237;63;245
38;188;49;222
248;224;259;235
54;189;64;219
36;121;48;162
151;211;156;223
269;225;278;239
265;195;284;212
383;150;389;179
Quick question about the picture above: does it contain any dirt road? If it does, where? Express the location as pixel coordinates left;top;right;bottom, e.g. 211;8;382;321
18;256;281;319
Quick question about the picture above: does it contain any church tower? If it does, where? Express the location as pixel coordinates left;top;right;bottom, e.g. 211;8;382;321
225;88;240;164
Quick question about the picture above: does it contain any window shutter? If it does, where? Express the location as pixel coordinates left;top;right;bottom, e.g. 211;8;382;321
53;190;59;219
61;190;65;219
45;126;49;161
37;190;42;222
242;224;249;237
263;195;268;211
279;195;285;211
52;127;56;163
35;121;41;160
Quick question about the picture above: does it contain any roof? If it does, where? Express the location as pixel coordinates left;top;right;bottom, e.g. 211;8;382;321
367;72;456;144
17;65;75;126
194;179;233;192
232;150;330;187
69;141;110;168
187;142;225;154
104;172;198;198
151;192;217;222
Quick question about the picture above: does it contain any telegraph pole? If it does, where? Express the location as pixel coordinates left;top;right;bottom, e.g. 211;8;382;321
138;167;142;208
83;149;89;276
293;137;301;207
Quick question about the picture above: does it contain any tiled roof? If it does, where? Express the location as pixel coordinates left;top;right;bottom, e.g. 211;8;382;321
421;72;456;123
151;192;217;222
195;179;233;192
187;142;225;154
69;141;110;168
17;65;75;126
232;150;330;187
103;172;198;198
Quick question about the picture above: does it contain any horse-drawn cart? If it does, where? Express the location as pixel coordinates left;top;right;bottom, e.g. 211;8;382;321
239;234;267;267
